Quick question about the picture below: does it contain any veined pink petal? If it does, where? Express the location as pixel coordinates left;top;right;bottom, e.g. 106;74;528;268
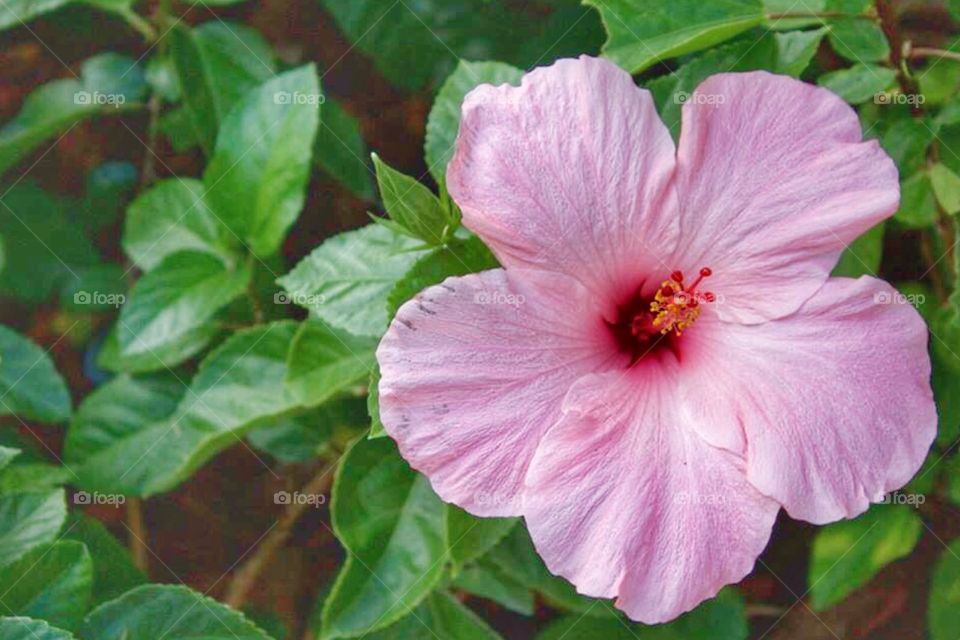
679;277;935;524
673;71;899;324
523;366;779;624
447;55;679;304
377;268;618;517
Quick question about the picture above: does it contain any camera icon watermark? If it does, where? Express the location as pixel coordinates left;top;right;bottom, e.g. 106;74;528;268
73;491;126;506
273;491;326;507
274;291;326;306
273;91;325;106
674;491;728;506
473;290;525;307
74;290;126;308
878;491;925;508
873;291;925;306
74;91;126;108
673;91;726;106
874;91;925;106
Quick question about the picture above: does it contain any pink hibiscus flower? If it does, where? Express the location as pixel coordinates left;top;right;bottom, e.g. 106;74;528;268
376;56;936;623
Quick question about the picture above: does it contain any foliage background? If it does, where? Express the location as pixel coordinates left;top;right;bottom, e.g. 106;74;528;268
1;0;959;638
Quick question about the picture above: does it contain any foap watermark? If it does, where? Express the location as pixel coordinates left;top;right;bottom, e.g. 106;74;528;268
274;291;325;306
874;91;925;106
74;290;126;308
273;91;325;106
878;490;925;508
274;491;326;507
674;491;728;506
873;290;925;306
73;491;126;506
74;90;126;108
673;91;726;106
473;290;525;307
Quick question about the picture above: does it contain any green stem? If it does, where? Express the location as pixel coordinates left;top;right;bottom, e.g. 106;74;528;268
246;254;265;324
908;46;960;63
117;8;157;42
764;10;873;21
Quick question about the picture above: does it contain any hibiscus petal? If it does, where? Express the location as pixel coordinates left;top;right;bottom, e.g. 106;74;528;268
680;277;935;524
523;366;778;624
377;268;616;517
447;55;679;302
674;71;899;323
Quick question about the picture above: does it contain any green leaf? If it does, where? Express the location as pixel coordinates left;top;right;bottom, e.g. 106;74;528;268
831;222;884;277
0;183;99;303
386;235;498;319
122;178;237;271
646;33;809;139
818;65;896;104
144;54;180;103
80;161;138;233
169;21;277;154
359;591;502;640
0;489;67;568
367;367;384;439
825;0;889;63
322;437;447;638
0;448;18;472
0;326;71;424
931;306;960;447
930;162;960;215
771;27;830;77
115;251;251;366
763;0;826;29
0;541;92;630
62;514;146;604
880;117;934;177
0;464;71;496
585;0;765;73
894;171;938;228
536;589;747;639
0;1;70;30
918;57;960;107
0;618;75;640
76;322;301;496
424;60;523;186
943;455;960;507
316;99;374;200
204;64;320;256
285;320;376;408
247;412;333;464
483;525;614;618
446;505;516;572
64;374;183;465
319;0;599;91
96;320;219;375
809;504;922;610
80;584;273;640
452;561;534;615
372;154;455;245
929;538;960;639
0;53;146;176
156;106;202;153
278;224;424;338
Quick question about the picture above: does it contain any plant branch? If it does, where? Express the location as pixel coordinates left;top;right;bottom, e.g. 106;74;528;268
746;603;787;617
118;8;157;42
764;11;872;20
907;46;960;63
223;462;337;609
126;497;150;574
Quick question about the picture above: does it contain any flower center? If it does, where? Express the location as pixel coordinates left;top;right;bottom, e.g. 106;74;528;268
606;267;715;365
650;268;715;337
